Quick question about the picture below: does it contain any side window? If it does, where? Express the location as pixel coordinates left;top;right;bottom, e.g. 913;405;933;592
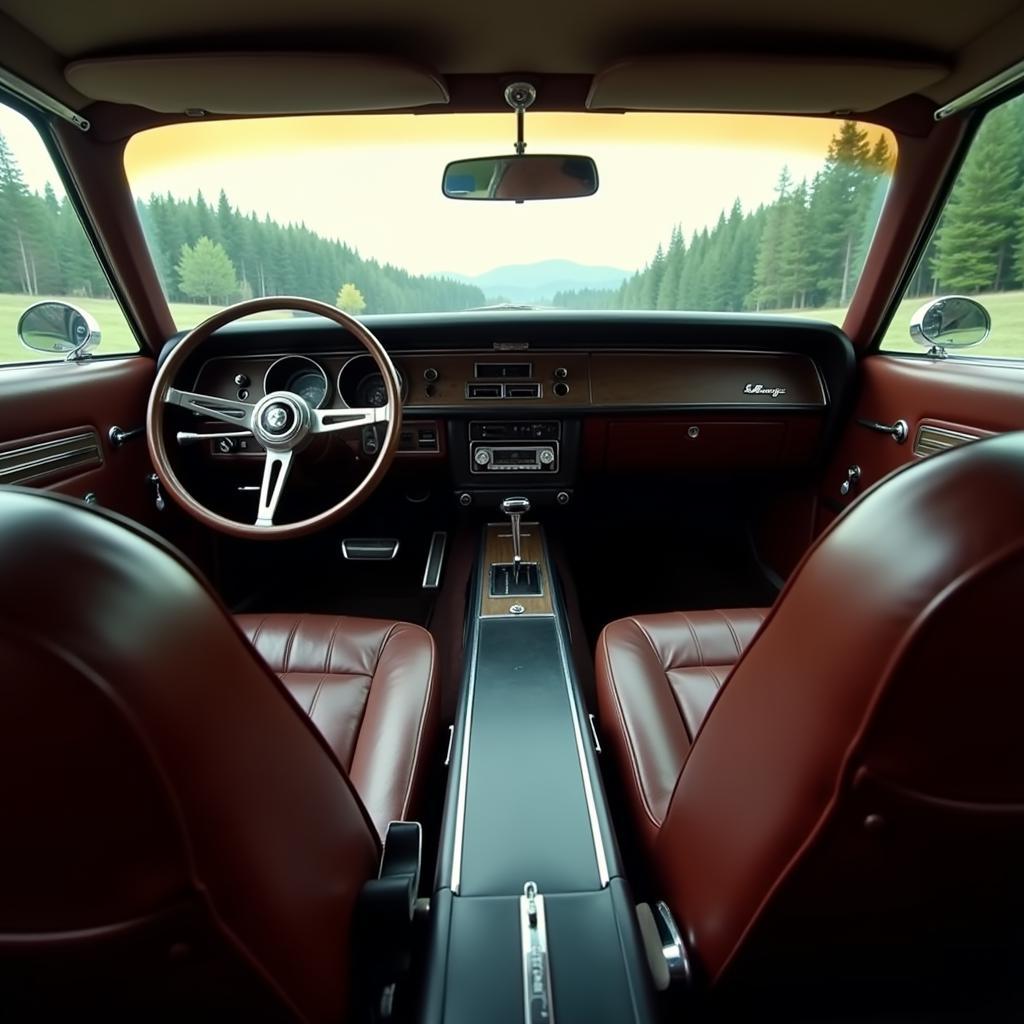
880;91;1024;360
0;100;139;366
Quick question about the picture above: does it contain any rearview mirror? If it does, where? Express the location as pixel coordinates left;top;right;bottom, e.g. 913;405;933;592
18;301;101;360
442;155;599;202
909;296;991;357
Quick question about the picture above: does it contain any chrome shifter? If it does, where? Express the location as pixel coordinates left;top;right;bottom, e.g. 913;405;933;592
500;496;531;580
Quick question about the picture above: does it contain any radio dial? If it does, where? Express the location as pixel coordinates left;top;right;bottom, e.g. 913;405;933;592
538;447;555;465
474;448;492;466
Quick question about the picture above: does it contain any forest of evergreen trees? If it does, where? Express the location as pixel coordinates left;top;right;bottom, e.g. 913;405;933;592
0;135;486;314
553;100;1024;313
3;97;1024;316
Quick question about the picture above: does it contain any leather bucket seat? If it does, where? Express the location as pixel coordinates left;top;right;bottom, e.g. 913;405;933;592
0;487;437;1021
597;433;1024;1001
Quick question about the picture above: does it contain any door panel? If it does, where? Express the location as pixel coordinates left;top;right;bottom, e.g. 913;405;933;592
819;354;1024;531
0;356;159;527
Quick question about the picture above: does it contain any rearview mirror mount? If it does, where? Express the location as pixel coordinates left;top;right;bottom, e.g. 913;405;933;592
442;80;598;203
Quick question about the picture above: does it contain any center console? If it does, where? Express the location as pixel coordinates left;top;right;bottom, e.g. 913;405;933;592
419;503;660;1024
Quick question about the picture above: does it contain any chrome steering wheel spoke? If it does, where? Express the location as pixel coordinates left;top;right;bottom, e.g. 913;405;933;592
166;387;254;428
311;405;389;434
255;449;293;527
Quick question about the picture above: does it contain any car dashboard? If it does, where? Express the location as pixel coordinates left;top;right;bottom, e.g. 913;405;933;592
164;310;854;513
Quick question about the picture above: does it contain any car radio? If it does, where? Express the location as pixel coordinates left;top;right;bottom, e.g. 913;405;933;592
471;444;558;472
468;421;561;473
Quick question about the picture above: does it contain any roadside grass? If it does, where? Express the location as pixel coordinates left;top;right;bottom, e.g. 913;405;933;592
3;290;1023;366
780;290;1024;361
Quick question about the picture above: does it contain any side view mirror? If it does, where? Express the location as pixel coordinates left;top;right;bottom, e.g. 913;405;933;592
909;296;991;358
442;155;599;202
18;301;101;361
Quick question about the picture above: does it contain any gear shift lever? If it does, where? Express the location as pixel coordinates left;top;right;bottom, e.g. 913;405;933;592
500;496;531;580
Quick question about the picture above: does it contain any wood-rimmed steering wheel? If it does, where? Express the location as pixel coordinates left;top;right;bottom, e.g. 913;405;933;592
147;296;402;539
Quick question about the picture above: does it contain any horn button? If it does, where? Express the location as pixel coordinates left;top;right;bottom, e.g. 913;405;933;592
252;392;310;449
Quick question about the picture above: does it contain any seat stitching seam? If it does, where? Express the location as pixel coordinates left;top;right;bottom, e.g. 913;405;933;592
605;626;663;829
250;614;268;650
717;608;742;659
324;619;340;674
352;623;400;776
282;614;302;673
306;674;327;718
680;613;705;666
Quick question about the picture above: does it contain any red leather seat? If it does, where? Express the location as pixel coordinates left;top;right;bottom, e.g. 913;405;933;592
597;433;1024;999
0;487;437;1021
236;613;436;839
597;609;767;850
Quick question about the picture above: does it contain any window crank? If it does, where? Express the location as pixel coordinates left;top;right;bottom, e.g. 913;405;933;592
856;418;909;444
147;472;166;512
840;465;861;497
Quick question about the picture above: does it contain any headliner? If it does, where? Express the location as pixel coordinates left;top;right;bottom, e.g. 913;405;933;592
1;1;1023;127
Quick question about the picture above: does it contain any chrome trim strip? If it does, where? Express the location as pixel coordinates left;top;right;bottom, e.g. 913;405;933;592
544;532;611;887
0;431;100;484
422;530;448;589
0;68;90;131
449;587;482;895
935;58;1024;121
914;425;979;458
520;883;555;1024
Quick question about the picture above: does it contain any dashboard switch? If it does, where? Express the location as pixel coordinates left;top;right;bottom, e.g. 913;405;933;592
424;367;439;382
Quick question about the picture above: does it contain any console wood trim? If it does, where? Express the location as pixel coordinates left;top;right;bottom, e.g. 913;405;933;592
479;522;553;617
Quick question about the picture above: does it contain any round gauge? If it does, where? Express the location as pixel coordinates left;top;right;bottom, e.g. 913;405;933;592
264;355;330;408
356;372;388;408
338;354;406;408
287;369;329;407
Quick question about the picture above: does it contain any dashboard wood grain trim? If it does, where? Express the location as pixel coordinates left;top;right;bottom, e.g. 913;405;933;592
193;349;827;413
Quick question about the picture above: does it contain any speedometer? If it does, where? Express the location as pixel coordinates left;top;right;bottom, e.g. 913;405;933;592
264;355;330;408
287;369;329;408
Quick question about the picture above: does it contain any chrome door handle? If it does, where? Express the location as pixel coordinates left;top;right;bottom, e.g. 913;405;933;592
857;418;909;444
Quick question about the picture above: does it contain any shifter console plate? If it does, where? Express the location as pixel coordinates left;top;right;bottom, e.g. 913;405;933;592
489;562;542;597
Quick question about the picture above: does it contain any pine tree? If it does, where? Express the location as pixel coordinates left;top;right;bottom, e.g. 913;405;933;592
932;103;1024;292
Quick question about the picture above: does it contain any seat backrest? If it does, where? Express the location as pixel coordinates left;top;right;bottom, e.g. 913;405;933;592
655;433;1024;993
0;488;379;1021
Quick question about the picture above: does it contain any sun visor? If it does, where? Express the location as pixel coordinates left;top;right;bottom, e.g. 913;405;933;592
65;53;449;114
587;55;949;114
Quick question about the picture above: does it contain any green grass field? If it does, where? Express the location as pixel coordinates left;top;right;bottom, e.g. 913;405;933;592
777;290;1024;360
3;290;1024;365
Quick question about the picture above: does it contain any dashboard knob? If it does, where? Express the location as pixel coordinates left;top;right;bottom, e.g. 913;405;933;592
474;448;492;465
554;367;568;379
233;373;250;387
217;437;237;454
552;382;570;397
424;367;439;383
538;447;555;465
458;492;473;507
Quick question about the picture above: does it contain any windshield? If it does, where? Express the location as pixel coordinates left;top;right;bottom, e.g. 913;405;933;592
124;113;895;329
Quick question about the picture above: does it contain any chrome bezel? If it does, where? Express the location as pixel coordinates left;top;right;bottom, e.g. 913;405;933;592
337;352;407;408
263;354;330;409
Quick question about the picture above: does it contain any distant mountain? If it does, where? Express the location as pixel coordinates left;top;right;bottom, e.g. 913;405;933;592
437;259;630;305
